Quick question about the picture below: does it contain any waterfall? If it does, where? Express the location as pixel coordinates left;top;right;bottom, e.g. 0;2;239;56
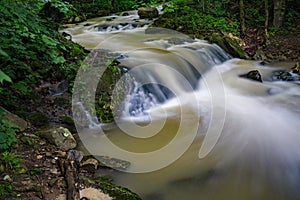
65;12;300;200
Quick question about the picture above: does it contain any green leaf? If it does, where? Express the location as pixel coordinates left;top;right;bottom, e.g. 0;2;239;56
0;48;9;58
0;70;12;84
53;56;66;64
12;81;28;94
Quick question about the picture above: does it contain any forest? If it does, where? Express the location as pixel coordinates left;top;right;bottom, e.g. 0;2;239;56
0;0;299;199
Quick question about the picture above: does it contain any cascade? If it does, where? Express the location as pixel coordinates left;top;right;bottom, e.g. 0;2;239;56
64;11;300;200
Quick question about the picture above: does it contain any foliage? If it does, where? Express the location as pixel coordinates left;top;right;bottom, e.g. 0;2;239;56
132;0;159;8
44;0;77;18
243;1;267;27
156;0;299;37
0;110;18;151
0;0;86;110
0;120;18;151
95;60;121;123
0;151;22;173
158;0;240;36
91;176;142;200
66;0;136;18
284;0;300;28
0;183;14;198
0;70;12;84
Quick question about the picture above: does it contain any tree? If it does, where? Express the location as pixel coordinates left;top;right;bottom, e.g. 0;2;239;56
273;0;286;28
239;0;246;35
264;0;269;39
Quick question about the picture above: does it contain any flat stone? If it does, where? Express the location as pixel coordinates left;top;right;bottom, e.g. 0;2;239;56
80;187;112;200
55;194;66;200
96;156;130;170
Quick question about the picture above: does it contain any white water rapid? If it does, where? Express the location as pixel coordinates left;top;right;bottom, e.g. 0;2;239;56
65;10;300;200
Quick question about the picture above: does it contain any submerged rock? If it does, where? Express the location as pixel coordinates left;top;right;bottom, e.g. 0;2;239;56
271;70;300;81
167;37;196;45
138;7;159;19
239;70;263;82
96;156;130;170
121;12;130;16
40;127;77;150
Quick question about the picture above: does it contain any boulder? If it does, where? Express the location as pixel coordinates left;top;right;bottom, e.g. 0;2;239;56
1;107;28;131
138;7;159;19
40;127;77;150
207;33;249;59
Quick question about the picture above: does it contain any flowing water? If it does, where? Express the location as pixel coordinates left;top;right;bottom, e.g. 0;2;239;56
64;10;300;200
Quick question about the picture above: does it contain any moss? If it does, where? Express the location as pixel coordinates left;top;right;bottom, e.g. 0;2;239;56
224;36;248;59
95;60;122;123
94;176;142;200
27;112;48;127
60;115;74;125
80;175;142;200
206;33;249;59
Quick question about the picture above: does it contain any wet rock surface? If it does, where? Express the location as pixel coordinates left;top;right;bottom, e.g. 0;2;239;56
138;7;159;19
96;156;131;171
271;70;300;82
207;33;249;59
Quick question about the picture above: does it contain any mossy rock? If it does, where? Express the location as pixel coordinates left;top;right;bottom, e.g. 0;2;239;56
1;107;28;131
138;7;159;19
39;126;77;150
206;33;249;59
80;176;142;200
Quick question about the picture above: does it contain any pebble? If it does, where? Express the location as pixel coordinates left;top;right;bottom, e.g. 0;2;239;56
3;175;13;182
45;152;52;157
50;168;59;175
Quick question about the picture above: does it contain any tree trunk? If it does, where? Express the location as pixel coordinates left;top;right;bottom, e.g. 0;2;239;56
264;0;269;41
239;0;246;35
273;0;286;28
